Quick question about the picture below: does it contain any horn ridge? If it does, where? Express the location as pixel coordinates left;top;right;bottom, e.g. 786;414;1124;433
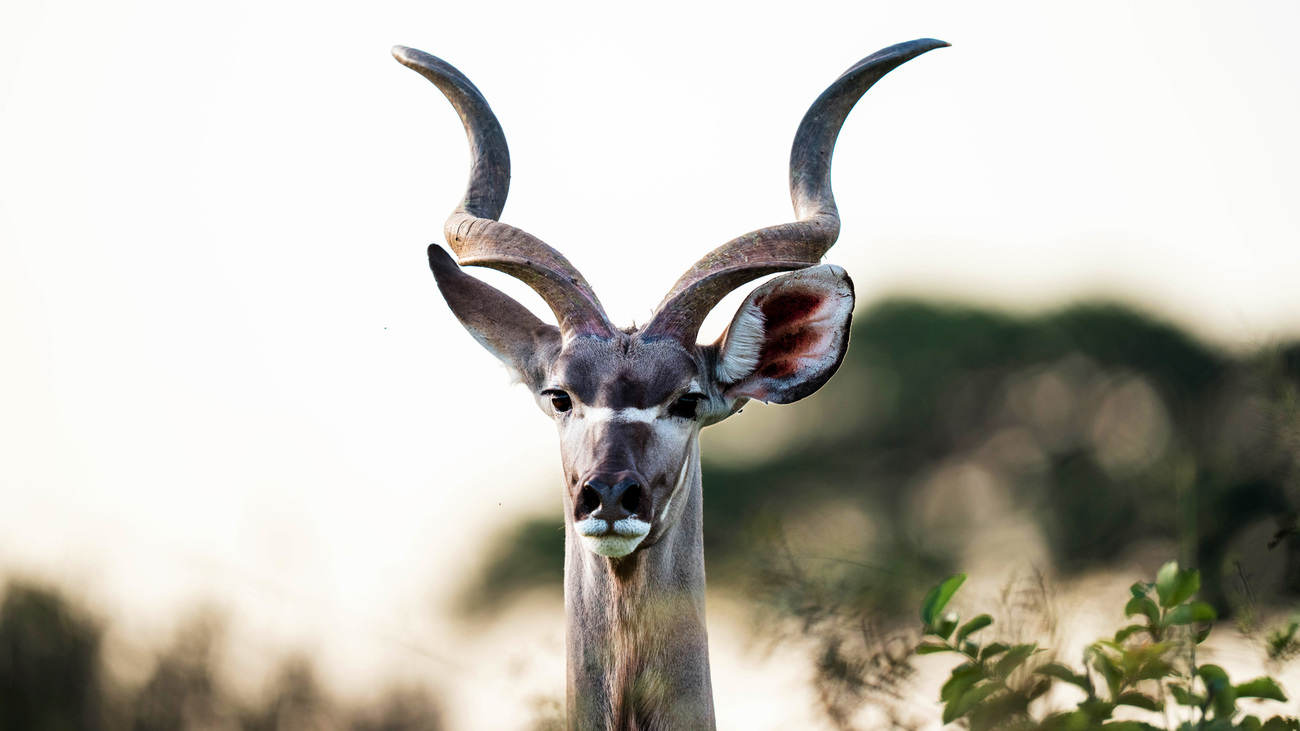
640;38;948;344
393;46;615;338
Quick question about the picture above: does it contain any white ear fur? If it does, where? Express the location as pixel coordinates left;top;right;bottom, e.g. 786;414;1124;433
715;299;766;383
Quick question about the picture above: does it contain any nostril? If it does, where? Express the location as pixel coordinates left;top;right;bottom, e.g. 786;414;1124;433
620;484;642;514
579;485;601;515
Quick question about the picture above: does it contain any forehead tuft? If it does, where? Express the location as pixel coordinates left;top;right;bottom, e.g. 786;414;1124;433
556;336;699;407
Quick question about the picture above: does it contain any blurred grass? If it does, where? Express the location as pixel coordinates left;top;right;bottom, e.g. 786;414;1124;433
0;579;445;731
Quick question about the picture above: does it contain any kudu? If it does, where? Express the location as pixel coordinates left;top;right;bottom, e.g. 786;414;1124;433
393;39;947;730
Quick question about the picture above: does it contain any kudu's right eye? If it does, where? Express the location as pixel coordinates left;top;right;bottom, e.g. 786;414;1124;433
669;393;705;420
544;390;572;412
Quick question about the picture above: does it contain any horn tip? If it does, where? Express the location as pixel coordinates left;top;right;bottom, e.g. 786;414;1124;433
391;45;428;68
428;243;460;275
899;38;951;56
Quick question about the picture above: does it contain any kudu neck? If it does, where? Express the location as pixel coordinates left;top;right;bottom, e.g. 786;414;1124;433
564;450;715;731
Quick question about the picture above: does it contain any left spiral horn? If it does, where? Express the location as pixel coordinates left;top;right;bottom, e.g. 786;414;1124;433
392;46;614;339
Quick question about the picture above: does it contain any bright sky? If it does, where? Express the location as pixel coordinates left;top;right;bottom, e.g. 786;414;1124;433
2;0;1298;727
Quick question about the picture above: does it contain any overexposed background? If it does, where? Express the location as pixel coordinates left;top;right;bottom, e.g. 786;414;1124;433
2;1;1298;728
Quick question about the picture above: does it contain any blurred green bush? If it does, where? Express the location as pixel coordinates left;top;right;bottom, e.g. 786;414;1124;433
466;298;1300;617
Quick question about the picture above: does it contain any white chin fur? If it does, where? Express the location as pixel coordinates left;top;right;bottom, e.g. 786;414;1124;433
576;517;651;557
580;533;647;557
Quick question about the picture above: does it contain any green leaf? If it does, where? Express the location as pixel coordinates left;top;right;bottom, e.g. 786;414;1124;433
1130;581;1153;599
1235;676;1288;702
1198;664;1230;686
943;681;1003;724
1115;691;1162;711
1114;623;1150;643
967;687;1033;731
1037;662;1092;692
1100;722;1164;730
1027;677;1053;701
1168;683;1203;708
1155;562;1180;606
941;663;985;703
1077;698;1116;721
1040;709;1095;730
980;642;1009;661
921;573;967;625
1088;646;1122;700
994;643;1040;678
1155;562;1200;609
1125;596;1160;624
916;641;953;655
1173;569;1201;606
1211;684;1237;720
957;614;993;644
935;613;960;641
1260;718;1300;731
1134;658;1175;682
1197;665;1235;719
1166;601;1217;626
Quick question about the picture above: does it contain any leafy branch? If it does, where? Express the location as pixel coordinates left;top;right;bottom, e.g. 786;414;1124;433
917;563;1298;730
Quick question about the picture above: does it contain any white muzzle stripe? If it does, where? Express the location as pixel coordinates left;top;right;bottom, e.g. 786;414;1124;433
576;517;651;557
584;407;659;423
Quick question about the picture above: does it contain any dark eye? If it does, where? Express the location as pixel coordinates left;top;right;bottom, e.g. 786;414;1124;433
668;393;705;420
545;390;572;413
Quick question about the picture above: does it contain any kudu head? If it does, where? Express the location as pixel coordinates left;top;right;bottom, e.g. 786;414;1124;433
395;41;946;558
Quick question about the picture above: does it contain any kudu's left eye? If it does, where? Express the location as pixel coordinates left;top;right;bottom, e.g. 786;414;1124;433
544;390;572;413
668;393;705;420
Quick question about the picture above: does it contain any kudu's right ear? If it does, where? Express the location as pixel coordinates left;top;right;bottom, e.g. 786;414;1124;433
428;244;561;388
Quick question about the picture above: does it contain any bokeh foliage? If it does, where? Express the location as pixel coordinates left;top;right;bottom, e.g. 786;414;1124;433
0;579;444;731
465;298;1300;616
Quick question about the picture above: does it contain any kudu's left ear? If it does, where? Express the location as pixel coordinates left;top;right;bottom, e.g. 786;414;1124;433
713;265;854;404
428;244;561;388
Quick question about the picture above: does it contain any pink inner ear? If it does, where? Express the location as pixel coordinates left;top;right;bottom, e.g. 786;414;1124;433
754;288;835;380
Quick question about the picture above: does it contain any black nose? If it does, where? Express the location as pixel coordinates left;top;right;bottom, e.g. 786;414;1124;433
577;472;651;522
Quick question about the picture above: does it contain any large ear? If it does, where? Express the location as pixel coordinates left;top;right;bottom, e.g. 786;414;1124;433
428;244;561;388
713;265;854;404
